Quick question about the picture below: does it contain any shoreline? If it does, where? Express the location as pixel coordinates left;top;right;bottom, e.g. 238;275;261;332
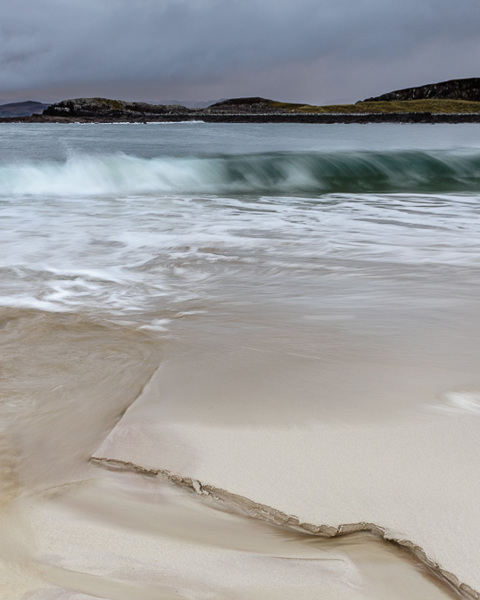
3;112;480;124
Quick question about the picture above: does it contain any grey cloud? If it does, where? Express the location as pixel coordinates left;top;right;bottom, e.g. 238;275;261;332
1;0;479;102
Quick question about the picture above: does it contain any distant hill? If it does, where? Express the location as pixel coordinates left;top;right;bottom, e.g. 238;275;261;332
208;97;280;111
0;100;50;118
364;78;480;102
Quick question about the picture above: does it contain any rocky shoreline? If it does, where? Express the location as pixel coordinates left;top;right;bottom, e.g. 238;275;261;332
3;111;480;124
3;86;480;123
3;78;480;124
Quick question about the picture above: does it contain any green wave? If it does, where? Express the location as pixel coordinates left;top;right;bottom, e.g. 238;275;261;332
1;149;480;196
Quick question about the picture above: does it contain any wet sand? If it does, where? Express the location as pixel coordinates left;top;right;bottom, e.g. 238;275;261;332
2;472;461;600
0;307;471;599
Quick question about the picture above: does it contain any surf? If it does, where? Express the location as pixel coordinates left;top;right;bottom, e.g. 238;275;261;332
2;149;480;197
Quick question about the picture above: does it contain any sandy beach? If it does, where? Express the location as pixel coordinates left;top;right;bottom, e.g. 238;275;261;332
92;308;480;598
1;122;480;599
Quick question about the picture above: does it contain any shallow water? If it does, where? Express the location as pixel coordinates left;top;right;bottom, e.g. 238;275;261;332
1;122;479;598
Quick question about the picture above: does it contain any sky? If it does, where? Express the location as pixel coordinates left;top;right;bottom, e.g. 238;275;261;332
1;0;479;106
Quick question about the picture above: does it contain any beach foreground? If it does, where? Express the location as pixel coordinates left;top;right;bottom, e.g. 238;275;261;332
92;290;480;597
0;122;479;598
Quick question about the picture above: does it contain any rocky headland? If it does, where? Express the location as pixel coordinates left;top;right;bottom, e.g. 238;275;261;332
3;78;480;123
42;97;190;121
364;77;480;102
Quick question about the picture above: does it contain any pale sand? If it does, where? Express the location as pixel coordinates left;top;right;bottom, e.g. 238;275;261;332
1;308;477;598
10;473;458;599
94;364;480;598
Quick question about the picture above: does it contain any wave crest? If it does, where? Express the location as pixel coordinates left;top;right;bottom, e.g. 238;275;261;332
2;149;480;197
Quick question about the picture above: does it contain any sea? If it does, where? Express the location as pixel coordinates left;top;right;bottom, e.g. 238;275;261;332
1;121;480;599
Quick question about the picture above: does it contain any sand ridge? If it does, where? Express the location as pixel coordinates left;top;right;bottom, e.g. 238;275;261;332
91;455;478;600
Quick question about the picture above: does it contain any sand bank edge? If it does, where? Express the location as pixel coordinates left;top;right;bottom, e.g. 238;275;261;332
91;456;478;600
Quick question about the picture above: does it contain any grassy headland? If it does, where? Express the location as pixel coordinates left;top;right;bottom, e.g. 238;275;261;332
269;99;480;114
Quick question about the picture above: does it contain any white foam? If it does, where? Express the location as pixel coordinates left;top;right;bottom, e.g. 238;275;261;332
0;185;479;318
432;391;480;415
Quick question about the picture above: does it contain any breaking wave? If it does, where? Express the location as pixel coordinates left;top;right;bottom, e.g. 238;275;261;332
2;149;480;197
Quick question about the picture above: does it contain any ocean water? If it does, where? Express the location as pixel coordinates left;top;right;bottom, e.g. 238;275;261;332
1;122;480;599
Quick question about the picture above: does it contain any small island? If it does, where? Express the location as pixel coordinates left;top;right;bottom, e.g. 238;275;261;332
3;77;480;123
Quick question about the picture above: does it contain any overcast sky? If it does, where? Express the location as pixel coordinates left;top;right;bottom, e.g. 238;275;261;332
1;0;479;105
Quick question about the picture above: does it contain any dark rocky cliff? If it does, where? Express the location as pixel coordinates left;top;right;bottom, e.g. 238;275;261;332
365;78;480;102
44;97;191;120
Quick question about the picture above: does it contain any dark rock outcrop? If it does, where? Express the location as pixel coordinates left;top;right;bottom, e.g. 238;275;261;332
44;97;191;120
365;78;480;102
